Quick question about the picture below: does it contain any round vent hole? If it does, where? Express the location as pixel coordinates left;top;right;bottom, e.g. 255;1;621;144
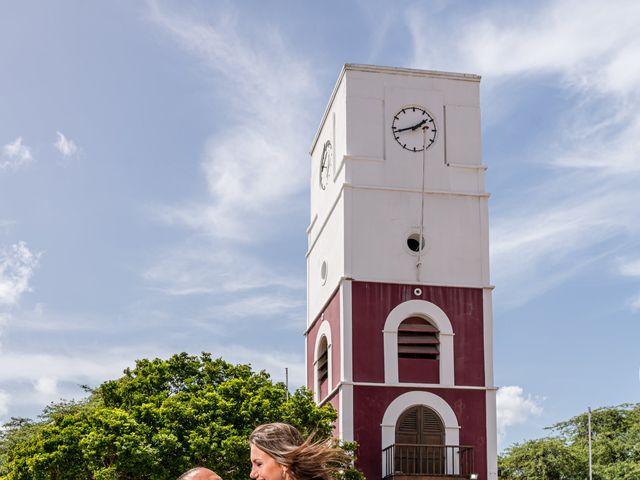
320;261;328;285
407;233;425;252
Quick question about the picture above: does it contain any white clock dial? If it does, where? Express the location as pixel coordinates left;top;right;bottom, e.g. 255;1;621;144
319;140;333;190
391;106;437;152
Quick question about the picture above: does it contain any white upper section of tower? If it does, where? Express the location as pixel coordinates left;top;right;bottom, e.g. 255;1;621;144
307;64;489;323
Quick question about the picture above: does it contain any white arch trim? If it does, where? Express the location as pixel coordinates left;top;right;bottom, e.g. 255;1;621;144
381;391;461;475
383;299;455;385
313;320;332;402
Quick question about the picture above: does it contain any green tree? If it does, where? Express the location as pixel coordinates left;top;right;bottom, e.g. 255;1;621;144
553;404;640;480
499;404;640;480
499;437;586;480
0;353;359;480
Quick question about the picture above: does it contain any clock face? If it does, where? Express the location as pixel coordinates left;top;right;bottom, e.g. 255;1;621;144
319;140;333;190
391;106;437;152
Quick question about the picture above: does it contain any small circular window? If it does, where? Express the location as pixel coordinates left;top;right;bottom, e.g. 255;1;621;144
406;233;426;253
320;261;328;285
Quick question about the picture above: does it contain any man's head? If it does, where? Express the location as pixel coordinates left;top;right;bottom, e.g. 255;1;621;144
178;467;223;480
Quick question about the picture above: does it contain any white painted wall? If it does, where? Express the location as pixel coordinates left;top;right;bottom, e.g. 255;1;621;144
307;65;490;324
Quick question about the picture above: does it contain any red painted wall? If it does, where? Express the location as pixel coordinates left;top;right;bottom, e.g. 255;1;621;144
398;357;439;383
351;281;485;386
353;385;487;480
306;289;341;396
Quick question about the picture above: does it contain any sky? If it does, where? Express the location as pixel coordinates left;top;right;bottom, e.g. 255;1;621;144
0;0;639;451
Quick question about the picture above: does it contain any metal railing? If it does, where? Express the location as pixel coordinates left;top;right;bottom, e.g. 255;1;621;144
382;444;474;478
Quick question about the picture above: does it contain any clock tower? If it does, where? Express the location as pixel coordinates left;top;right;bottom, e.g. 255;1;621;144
305;65;497;480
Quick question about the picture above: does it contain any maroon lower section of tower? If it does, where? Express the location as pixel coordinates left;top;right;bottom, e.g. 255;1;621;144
353;385;487;480
305;280;489;479
349;281;487;479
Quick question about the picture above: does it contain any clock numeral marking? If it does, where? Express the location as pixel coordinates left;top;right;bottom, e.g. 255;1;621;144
392;106;436;152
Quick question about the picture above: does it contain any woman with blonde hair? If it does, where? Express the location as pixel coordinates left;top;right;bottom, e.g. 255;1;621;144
249;423;352;480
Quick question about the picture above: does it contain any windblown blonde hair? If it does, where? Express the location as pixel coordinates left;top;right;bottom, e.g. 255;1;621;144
249;423;351;480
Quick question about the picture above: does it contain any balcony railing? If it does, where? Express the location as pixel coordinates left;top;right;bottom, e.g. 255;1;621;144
382;444;474;478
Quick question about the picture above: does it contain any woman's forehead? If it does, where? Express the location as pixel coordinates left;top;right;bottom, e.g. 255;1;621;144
250;444;268;460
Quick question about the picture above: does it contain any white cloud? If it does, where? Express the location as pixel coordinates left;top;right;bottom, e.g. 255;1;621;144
0;312;10;344
202;293;305;325
619;259;640;311
145;3;316;318
143;244;302;296
209;343;305;388
0;242;41;306
629;294;640;312
618;258;640;278
409;0;640;306
496;385;543;444
0;342;306;416
33;376;58;396
148;2;317;240
0;390;9;418
615;258;640;312
1;137;33;170
409;0;640;95
0;350;143;385
143;243;304;329
0;219;16;232
53;131;79;158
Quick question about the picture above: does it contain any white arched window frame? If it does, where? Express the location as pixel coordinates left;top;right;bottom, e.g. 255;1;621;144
383;299;454;385
313;320;332;402
381;391;461;475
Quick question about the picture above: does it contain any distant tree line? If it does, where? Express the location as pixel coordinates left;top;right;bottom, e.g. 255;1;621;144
499;403;640;480
0;353;364;480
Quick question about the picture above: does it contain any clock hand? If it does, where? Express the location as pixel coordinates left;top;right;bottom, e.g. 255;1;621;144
395;118;429;133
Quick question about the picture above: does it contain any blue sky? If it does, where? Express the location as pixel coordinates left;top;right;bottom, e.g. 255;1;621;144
1;0;639;450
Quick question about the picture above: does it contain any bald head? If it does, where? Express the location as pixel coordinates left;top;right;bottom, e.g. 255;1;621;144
178;467;223;480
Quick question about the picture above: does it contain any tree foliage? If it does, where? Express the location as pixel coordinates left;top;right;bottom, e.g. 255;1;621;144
0;353;359;480
499;403;640;480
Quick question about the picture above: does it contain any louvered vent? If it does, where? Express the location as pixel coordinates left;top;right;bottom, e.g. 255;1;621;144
422;409;442;433
395;406;445;445
397;317;439;360
398;409;418;433
317;337;328;384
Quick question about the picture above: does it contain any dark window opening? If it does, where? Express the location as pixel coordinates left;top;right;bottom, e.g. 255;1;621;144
317;336;329;384
406;233;425;252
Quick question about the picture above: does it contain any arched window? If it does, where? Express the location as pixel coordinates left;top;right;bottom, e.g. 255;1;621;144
381;391;462;477
317;335;329;388
397;317;439;360
383;300;454;385
313;320;332;403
